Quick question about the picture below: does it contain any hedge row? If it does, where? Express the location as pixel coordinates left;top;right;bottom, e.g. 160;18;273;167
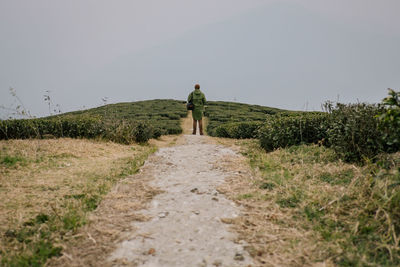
257;102;400;162
64;99;187;135
213;121;263;139
0;116;160;144
258;113;329;151
209;89;400;163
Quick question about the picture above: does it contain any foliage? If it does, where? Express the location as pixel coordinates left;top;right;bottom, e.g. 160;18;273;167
205;101;287;136
64;99;186;136
0;116;102;139
214;121;263;139
378;88;400;152
258;113;329;151
325;102;386;162
0;99;187;144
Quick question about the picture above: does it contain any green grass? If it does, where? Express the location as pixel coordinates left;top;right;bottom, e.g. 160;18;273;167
239;140;400;266
1;155;27;167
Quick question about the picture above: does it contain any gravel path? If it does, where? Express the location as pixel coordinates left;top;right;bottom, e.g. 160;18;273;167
108;135;253;267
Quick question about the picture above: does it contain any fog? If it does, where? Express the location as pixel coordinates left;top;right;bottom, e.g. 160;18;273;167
1;0;399;118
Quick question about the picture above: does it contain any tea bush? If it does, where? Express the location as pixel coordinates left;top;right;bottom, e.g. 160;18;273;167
65;99;186;136
379;89;400;152
0;116;103;140
205;101;286;136
258;113;329;151
0;99;187;143
325;103;386;162
0;117;155;144
214;121;263;139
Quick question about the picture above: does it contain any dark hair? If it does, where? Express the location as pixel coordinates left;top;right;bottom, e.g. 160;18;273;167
194;84;200;89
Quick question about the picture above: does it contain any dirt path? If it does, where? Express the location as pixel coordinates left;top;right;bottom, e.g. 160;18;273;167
50;116;255;267
108;133;253;266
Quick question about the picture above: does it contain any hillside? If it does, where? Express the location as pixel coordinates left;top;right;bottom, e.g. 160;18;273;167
1;91;400;266
56;99;188;135
1;99;293;143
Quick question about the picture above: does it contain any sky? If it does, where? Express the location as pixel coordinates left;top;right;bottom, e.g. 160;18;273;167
0;0;399;118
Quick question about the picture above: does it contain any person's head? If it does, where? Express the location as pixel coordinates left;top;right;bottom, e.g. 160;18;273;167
194;84;200;90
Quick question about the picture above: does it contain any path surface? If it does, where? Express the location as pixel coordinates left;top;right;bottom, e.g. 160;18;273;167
108;135;253;267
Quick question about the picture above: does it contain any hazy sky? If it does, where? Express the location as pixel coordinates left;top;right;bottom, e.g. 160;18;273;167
1;0;399;118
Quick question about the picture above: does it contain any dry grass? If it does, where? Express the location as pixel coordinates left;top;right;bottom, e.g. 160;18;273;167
215;140;326;266
0;138;156;265
216;139;400;266
47;155;163;266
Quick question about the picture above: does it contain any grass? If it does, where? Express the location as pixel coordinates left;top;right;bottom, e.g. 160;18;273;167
232;140;400;266
0;138;156;266
1;155;27;167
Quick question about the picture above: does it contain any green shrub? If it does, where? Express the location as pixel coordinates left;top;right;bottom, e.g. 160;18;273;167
0;117;155;144
132;121;153;143
62;99;187;137
0;99;187;143
214;121;263;139
205;101;286;136
258;113;329;151
378;89;400;152
0;116;104;140
325;103;385;162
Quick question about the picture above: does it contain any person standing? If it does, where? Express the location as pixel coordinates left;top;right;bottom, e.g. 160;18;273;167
188;84;206;135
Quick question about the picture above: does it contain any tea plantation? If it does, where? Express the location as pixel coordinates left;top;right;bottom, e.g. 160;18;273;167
0;99;187;143
205;101;292;137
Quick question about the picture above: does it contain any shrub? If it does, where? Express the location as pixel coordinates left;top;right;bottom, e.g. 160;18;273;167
214;121;263;139
325;103;385;162
132;121;153;143
205;101;286;136
378;89;400;152
258;113;329;151
0;116;103;140
0;117;155;144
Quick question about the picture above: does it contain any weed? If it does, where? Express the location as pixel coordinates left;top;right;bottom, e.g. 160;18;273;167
1;155;26;167
259;182;275;190
276;195;302;208
238;193;254;199
62;210;84;231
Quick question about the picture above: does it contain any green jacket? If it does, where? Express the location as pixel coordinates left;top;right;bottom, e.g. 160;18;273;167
188;89;206;120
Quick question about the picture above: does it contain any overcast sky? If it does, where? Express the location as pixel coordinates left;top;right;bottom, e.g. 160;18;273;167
1;0;399;118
